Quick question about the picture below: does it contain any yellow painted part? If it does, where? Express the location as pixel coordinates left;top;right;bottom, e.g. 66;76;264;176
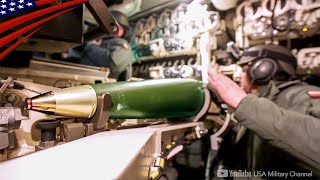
160;158;165;168
150;171;160;180
166;144;172;149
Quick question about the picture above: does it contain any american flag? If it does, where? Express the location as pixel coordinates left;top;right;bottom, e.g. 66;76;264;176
0;0;87;60
0;0;37;18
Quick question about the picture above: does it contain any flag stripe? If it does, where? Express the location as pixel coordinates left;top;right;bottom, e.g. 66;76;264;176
0;0;87;34
35;0;61;6
0;28;41;60
0;6;77;49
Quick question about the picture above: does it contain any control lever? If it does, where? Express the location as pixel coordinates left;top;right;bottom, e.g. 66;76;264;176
0;77;42;94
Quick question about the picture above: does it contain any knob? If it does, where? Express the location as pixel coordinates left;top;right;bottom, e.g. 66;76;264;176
35;120;61;142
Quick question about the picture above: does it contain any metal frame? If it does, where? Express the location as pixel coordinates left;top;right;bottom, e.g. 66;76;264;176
0;121;206;180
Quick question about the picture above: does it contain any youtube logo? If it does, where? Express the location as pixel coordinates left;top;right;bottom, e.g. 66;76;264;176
217;169;228;177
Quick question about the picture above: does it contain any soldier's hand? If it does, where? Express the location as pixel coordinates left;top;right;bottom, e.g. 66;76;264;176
87;39;102;46
207;71;247;109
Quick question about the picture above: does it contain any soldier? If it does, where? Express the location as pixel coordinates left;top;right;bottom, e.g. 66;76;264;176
208;45;320;176
80;10;133;81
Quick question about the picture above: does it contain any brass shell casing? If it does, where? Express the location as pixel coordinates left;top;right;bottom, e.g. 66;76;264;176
27;85;97;118
27;92;56;114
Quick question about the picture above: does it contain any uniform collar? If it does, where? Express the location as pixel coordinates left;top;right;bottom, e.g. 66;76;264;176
257;80;301;99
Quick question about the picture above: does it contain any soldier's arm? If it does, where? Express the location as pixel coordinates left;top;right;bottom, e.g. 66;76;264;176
82;44;110;67
234;94;320;168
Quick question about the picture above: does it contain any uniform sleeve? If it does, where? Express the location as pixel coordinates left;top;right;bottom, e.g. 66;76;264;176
82;44;111;67
234;94;320;169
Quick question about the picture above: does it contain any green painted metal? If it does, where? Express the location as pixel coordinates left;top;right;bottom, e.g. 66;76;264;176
91;79;205;119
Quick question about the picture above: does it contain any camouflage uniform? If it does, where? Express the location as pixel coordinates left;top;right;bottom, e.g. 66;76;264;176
234;80;320;175
80;38;133;80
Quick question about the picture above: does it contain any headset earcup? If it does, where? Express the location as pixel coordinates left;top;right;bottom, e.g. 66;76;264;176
248;58;277;85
